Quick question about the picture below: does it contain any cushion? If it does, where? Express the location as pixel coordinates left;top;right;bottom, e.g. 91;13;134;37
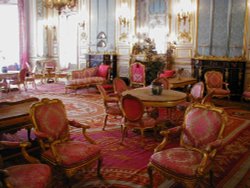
66;77;105;87
6;164;51;188
160;70;176;78
42;140;101;167
82;67;98;77
97;64;110;78
150;147;202;177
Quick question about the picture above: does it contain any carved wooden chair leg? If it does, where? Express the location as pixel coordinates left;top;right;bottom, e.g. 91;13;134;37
147;165;153;188
97;157;103;178
102;114;108;130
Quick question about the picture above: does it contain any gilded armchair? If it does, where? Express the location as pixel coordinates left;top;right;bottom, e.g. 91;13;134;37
147;103;227;187
29;98;102;178
204;71;230;99
0;141;52;188
96;84;123;130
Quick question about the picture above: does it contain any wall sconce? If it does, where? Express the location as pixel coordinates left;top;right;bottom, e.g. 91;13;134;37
119;16;129;27
177;0;192;25
78;20;85;30
119;1;130;27
177;10;190;25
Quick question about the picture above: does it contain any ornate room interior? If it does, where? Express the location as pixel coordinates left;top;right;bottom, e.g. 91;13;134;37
0;0;250;188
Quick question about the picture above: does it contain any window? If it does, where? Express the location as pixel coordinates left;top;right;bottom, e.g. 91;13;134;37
0;4;20;69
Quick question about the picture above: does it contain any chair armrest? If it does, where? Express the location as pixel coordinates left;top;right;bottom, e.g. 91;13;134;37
0;141;24;149
68;120;90;129
106;96;119;103
196;139;224;176
154;126;182;153
33;130;51;140
205;139;223;153
0;141;40;164
0;169;9;179
68;120;96;144
223;82;230;90
160;126;182;137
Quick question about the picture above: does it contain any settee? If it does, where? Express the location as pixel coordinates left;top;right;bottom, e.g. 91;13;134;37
65;64;110;93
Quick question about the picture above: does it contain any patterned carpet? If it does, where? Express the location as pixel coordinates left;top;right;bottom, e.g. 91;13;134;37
1;82;250;188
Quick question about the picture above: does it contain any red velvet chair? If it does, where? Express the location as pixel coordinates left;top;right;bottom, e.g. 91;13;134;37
113;77;129;98
204;71;230;99
0;141;52;188
148;103;228;187
9;68;36;91
120;94;157;145
159;70;176;78
129;62;146;88
96;84;123;130
29;98;102;178
151;77;170;90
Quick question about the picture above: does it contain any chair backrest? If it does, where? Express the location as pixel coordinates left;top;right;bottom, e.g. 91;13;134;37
180;103;227;151
129;62;146;86
44;60;57;72
30;98;69;142
190;81;204;101
204;71;223;89
121;94;144;122
19;68;28;82
152;77;170;89
113;77;128;95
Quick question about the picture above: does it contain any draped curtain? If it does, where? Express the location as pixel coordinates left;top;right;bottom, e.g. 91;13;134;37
18;0;28;69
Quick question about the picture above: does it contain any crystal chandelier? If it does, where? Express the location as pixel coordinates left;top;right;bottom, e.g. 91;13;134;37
43;0;77;14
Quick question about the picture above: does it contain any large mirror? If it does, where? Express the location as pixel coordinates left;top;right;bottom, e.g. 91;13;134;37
135;0;170;54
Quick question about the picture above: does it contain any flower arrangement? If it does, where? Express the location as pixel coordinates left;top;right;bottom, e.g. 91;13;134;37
177;68;184;80
165;41;176;70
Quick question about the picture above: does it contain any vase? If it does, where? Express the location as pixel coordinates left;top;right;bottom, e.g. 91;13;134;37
151;82;163;95
1;66;8;73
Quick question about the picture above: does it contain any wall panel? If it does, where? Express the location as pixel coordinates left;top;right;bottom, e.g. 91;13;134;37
197;0;246;57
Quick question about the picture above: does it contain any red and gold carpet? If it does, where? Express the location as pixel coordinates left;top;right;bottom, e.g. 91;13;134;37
1;83;250;188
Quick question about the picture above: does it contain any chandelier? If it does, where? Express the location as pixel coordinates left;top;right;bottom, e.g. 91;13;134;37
43;0;77;14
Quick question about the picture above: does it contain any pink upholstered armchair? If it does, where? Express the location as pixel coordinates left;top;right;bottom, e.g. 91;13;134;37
147;103;227;187
204;71;230;99
129;62;146;88
0;141;52;188
29;98;102;178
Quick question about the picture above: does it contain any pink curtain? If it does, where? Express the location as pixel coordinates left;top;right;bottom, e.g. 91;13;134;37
18;0;28;69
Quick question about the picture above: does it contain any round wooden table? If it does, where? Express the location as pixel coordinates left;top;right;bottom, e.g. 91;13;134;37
122;87;187;107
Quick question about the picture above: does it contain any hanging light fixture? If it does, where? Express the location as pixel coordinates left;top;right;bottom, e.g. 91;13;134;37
43;0;77;14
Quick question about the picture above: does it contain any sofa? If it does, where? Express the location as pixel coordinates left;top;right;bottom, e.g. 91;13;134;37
65;64;110;93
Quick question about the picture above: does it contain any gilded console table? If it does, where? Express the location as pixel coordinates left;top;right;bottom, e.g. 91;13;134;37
191;57;246;99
